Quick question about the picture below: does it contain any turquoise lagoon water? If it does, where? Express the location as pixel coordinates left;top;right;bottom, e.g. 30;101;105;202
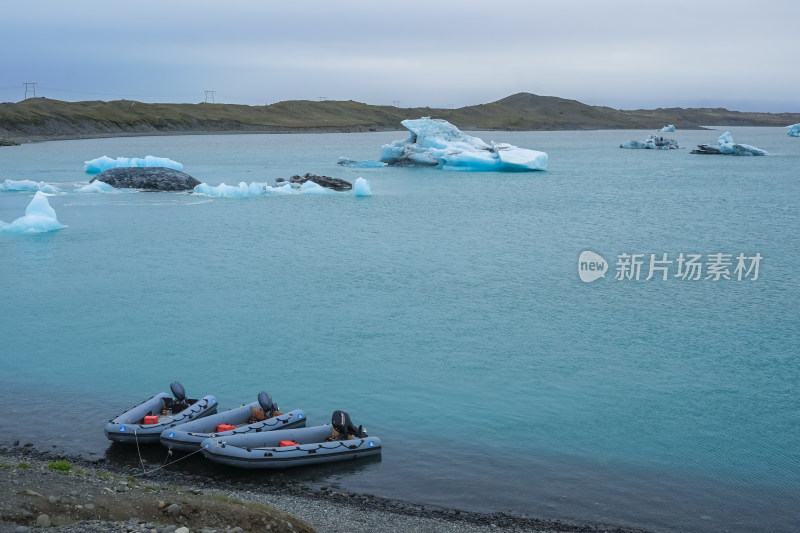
1;128;798;532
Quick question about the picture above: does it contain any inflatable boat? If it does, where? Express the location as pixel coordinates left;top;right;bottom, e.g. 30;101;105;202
160;391;307;452
105;381;218;444
200;410;381;468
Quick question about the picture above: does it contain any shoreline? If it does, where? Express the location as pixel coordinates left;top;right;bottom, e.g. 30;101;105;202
0;443;648;533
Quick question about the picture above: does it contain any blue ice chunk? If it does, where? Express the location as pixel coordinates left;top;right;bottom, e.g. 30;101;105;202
1;179;61;194
661;125;676;132
84;155;184;174
786;124;800;137
0;191;67;233
717;132;768;156
380;117;547;171
353;177;372;196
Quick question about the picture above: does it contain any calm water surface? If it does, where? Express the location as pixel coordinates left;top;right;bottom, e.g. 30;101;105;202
1;127;798;532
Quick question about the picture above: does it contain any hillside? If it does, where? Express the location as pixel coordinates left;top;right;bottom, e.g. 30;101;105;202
1;92;798;143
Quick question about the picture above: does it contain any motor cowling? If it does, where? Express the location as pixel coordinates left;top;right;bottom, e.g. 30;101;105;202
258;391;276;417
170;381;186;402
331;410;368;438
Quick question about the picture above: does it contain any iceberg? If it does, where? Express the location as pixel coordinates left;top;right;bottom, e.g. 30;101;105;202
380;118;547;171
620;133;679;150
353;177;372;196
0;191;67;233
661;125;676;132
84;155;184;174
786;124;800;137
691;131;768;156
1;179;61;194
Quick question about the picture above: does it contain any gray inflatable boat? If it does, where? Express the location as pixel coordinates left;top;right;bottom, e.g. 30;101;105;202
200;411;381;469
105;381;218;444
160;391;307;452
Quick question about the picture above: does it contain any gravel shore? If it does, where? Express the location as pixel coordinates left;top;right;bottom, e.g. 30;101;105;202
0;444;647;533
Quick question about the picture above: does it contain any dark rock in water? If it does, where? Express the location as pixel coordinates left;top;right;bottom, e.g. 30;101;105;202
90;167;200;191
282;173;352;191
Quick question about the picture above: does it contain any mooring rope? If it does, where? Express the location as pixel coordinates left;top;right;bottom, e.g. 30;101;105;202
131;432;208;477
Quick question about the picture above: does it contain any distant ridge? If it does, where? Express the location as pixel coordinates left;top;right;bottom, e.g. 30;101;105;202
1;93;798;143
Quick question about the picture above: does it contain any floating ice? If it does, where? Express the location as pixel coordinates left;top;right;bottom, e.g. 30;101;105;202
620;133;679;150
353;177;372;196
1;179;61;194
193;182;267;197
193;179;371;197
691;131;768;156
84;155;184;174
661;125;676;132
380;118;547;171
337;157;387;168
76;181;116;193
787;124;800;137
299;181;335;194
0;191;67;233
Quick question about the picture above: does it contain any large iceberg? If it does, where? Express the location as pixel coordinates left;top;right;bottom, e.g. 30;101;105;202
691;131;768;156
786;124;800;137
620;133;679;150
84;155;184;174
380;118;547;171
1;179;61;194
0;191;67;233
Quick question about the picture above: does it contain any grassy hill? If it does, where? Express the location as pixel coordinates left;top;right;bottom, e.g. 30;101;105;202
1;92;798;143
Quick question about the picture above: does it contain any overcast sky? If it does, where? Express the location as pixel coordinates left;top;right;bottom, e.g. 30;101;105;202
2;0;798;112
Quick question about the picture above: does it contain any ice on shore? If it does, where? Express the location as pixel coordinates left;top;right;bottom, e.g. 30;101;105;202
380;118;547;171
786;124;800;137
1;179;62;194
691;131;768;156
84;155;184;174
0;191;67;233
193;179;371;197
661;125;676;132
620;133;679;150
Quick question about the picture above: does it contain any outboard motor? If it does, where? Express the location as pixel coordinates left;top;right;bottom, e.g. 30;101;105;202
257;391;277;418
170;381;186;402
170;381;189;412
331;410;368;439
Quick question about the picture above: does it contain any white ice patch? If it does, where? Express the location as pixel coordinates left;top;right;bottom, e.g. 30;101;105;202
193;179;372;197
84;155;184;174
380;117;547;171
0;191;67;233
76;181;116;193
1;179;62;194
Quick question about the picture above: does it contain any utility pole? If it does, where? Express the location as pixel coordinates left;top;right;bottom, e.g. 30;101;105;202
23;82;38;99
392;100;400;108
318;96;327;102
204;90;215;103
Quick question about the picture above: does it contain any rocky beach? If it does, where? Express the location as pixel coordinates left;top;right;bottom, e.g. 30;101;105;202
0;444;645;533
